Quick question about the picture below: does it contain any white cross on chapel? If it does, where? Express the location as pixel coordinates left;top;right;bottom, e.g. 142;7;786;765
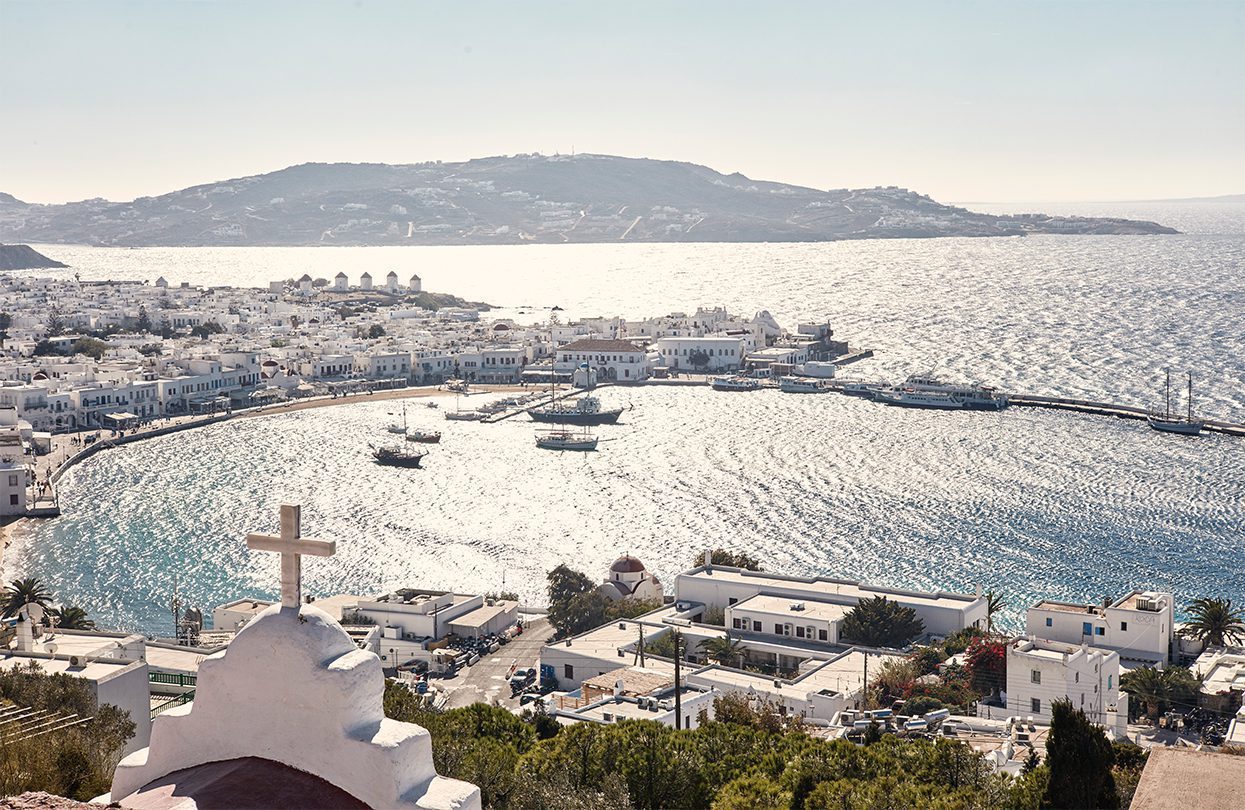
246;504;336;608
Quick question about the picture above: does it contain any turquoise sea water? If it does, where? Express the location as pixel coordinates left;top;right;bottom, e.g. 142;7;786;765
8;201;1245;634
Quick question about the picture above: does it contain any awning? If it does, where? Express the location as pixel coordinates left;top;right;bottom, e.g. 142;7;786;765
104;411;139;421
447;603;513;631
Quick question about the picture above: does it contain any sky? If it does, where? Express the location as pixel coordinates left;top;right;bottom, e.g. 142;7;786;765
1;0;1242;204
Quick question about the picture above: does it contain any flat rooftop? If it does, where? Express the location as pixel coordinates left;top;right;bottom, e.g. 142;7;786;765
1033;600;1101;616
0;653;135;682
1131;748;1245;810
732;593;850;624
680;566;981;610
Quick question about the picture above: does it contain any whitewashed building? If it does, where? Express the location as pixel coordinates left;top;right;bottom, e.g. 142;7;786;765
1005;637;1128;738
1025;591;1175;663
555;338;649;382
655;336;745;371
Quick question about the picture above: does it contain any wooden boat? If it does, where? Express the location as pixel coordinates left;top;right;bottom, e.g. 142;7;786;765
535;428;598;451
406;430;442;444
371;445;426;468
1148;369;1203;436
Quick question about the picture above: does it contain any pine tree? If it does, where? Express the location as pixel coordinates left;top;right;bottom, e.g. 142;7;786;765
1044;698;1118;809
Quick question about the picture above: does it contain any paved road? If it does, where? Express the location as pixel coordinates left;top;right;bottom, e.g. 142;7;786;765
442;617;555;710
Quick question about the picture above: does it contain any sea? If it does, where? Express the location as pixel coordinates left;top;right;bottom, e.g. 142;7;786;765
5;200;1244;636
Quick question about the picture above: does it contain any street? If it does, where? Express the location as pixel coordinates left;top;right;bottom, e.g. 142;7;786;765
441;617;555;710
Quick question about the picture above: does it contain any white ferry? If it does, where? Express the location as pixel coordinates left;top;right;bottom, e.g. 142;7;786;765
711;376;760;392
875;375;1009;411
779;376;829;393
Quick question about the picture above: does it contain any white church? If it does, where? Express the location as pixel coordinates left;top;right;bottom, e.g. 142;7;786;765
104;505;480;809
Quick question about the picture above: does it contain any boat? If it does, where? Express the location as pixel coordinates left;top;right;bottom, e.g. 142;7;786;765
371;445;426;468
529;395;623;425
425;401;439;409
444;410;485;421
535;428;598;451
711;376;760;392
779;375;829;394
841;381;884;398
386;405;408;434
1148;369;1203;436
875;374;1009;410
406;430;442;444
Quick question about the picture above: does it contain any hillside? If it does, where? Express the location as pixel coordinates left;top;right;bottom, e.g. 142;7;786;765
0;154;1177;246
0;243;69;270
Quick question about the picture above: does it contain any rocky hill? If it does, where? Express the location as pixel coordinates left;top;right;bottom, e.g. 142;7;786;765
0;243;68;270
0;154;1177;246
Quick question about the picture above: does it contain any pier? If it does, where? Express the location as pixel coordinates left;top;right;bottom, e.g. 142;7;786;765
1008;394;1245;437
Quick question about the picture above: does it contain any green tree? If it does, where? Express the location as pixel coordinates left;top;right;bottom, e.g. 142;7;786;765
1182;597;1245;648
368;323;387;339
840;596;925;648
71;337;107;360
1043;698;1118;809
3;577;54;617
0;311;11;347
712;774;791;810
702;635;746;667
688;349;711;371
135;306;152;333
985;590;1006;634
46;308;66;337
51;606;96;631
698;548;763;571
1120;665;1200;722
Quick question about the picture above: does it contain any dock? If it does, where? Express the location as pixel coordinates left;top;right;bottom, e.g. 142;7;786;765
1009;394;1245;437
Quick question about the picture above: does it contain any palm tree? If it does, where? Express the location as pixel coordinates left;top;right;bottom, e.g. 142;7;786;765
1182;597;1245;648
703;635;745;667
3;577;54;618
985;590;1007;635
1120;666;1167;722
50;606;95;631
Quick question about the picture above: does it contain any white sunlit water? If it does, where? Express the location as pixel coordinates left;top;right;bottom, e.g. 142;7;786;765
7;201;1245;634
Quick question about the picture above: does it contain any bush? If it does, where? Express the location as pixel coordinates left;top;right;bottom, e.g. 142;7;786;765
841;597;925;648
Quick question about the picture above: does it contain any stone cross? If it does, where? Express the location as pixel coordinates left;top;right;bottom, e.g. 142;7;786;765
246;504;335;608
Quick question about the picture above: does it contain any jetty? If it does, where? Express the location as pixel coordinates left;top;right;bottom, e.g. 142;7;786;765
1008;394;1245;437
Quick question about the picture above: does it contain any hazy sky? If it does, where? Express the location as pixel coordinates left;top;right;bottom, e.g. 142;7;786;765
2;0;1242;203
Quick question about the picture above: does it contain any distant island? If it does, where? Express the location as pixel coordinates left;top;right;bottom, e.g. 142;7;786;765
0;154;1178;247
0;243;68;270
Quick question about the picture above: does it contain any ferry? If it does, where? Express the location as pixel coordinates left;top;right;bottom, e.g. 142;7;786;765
779;376;829;394
535;428;598;451
529;395;623;425
875;375;1009;411
711;376;760;392
841;381;884;398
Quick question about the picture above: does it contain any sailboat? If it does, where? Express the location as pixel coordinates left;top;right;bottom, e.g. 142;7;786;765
386;405;408;434
1148;368;1204;436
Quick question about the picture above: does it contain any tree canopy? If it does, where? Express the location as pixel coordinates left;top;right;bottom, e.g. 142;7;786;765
1182;597;1245;648
697;549;763;571
840;596;925;648
1043;698;1118;809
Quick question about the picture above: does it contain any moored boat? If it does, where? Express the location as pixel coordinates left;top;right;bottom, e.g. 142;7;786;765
444;410;486;421
1148;369;1203;436
535;428;599;451
779;375;829;394
711;375;760;392
529;395;623;425
371;445;426;468
875;374;1009;410
406;430;442;443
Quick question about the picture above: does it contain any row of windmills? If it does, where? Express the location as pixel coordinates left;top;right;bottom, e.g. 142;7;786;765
282;271;422;295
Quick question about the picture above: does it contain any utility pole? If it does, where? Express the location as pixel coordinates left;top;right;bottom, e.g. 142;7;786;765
673;630;683;730
861;651;869;710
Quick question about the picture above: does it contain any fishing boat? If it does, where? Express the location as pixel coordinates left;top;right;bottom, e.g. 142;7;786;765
779;375;829;393
371;445;426;468
535;427;598;451
1148;369;1203;436
529;395;623;425
711;375;760;392
406;430;442;444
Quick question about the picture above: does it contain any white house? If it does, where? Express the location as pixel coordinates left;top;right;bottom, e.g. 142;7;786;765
655;336;745;371
1005;637;1128;739
726;594;848;645
352;590;518;668
555;338;648;382
675;564;989;640
1025;591;1175;663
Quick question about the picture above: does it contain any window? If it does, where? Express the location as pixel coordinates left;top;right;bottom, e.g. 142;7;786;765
1108;675;1113;689
818;629;828;641
752;620;761;632
1045;617;1053;627
732;618;742;630
564;664;574;680
728;598;738;606
1121;621;1128;631
1031;698;1041;714
1075;672;1079;683
1082;622;1093;635
795;627;805;638
1031;670;1041;684
1095;627;1105;636
6;475;15;487
8;494;16;506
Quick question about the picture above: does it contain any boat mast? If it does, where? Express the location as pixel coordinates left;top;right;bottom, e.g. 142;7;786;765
1164;367;1171;420
1187;372;1193;424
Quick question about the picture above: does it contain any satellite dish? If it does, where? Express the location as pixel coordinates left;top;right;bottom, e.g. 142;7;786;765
44;642;58;656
